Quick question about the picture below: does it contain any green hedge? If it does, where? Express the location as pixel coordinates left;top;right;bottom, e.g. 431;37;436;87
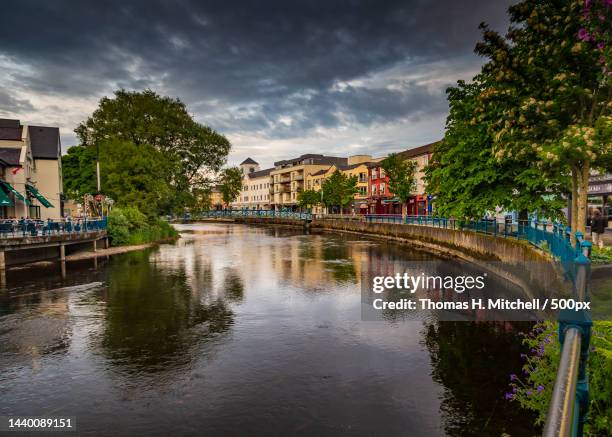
107;206;178;246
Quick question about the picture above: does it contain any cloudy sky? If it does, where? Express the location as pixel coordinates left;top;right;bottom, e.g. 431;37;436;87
0;0;513;168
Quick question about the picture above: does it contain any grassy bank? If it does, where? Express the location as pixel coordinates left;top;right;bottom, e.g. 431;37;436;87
107;206;178;246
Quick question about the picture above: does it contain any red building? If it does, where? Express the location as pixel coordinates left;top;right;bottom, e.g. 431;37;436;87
367;142;437;215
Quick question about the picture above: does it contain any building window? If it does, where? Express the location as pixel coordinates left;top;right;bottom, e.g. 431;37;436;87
380;169;385;178
371;185;377;195
359;172;367;182
380;183;385;194
359;186;367;196
371;169;377;180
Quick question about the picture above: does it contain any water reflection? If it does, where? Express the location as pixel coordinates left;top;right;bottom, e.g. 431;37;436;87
0;223;536;436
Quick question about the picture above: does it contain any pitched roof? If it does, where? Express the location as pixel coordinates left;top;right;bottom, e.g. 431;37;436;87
248;167;273;178
240;157;258;165
397;141;440;159
0;147;22;166
28;125;60;159
274;154;347;167
338;162;373;171
0;119;22;141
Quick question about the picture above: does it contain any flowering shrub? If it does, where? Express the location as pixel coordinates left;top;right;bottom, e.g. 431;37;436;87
507;321;612;435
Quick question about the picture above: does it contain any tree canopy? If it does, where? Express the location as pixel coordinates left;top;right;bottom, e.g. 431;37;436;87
297;189;321;209
381;153;417;215
72;89;231;214
321;170;358;213
219;167;243;205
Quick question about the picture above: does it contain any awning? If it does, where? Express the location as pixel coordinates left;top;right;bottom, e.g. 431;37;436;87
0;188;13;206
26;184;54;208
382;198;400;203
0;181;30;205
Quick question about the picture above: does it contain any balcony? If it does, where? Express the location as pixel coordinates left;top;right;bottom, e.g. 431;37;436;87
292;174;304;181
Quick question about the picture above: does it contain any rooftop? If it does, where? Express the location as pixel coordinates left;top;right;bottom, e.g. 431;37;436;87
28;125;61;159
274;153;347;168
249;167;273;179
0;147;22;166
240;157;258;165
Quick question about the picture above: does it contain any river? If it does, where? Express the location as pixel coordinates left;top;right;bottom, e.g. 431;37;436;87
0;223;536;436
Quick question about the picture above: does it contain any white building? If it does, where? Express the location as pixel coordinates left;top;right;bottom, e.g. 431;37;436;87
231;158;273;210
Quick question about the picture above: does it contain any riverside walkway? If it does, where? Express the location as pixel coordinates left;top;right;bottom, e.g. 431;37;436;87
0;218;108;273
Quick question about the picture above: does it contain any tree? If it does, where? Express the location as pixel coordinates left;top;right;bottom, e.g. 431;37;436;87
62;145;97;200
219;167;243;206
381;153;417;217
297;189;321;210
321;170;358;214
99;139;172;217
471;0;612;233
75;89;231;212
425;78;566;220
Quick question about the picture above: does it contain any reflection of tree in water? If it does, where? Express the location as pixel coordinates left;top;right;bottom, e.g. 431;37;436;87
100;253;234;373
422;321;536;437
321;241;357;282
222;267;244;302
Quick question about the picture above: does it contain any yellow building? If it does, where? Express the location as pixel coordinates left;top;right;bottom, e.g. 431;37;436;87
0;119;63;219
270;154;347;210
304;155;380;214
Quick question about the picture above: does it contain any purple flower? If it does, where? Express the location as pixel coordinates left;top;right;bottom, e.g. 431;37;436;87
578;28;590;41
523;369;530;376
512;386;518;393
505;393;514;400
597;42;605;50
510;374;518;381
526;390;532;396
605;0;612;6
537;385;545;394
584;0;592;9
591;346;596;352
520;353;527;360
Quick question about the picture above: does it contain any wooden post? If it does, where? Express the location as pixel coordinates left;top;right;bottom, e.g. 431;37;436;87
59;244;65;261
93;239;97;253
0;251;5;275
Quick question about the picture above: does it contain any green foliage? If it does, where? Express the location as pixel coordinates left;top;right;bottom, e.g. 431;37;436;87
219;167;243;205
426;77;566;220
74;89;231;213
61;146;97;199
297;189;321;209
507;321;612;436
321;170;358;212
591;246;612;265
107;206;178;246
381;153;416;203
99;139;173;217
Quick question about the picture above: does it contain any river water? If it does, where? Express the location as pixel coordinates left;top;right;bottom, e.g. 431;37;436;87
0;223;536;436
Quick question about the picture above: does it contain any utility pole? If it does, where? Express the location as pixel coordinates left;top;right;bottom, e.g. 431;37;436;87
96;143;101;193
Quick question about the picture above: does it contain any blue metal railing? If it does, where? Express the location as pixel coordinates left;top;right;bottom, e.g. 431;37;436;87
0;217;108;238
190;209;313;221
364;213;592;436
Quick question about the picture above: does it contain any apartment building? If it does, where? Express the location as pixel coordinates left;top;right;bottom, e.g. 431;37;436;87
0;119;63;219
270;154;347;210
368;142;437;215
231;158;273;210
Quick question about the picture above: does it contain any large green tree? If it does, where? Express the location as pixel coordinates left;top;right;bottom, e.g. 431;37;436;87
62;146;97;199
219;167;243;206
321;170;358;214
381;153;417;217
297;189;321;210
99;139;172;216
75;89;231;212
426;77;566;220
471;0;611;233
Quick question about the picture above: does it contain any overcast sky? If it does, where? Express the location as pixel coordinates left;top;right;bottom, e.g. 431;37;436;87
0;0;513;168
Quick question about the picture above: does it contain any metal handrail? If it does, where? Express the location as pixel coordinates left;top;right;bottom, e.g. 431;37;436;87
543;328;582;437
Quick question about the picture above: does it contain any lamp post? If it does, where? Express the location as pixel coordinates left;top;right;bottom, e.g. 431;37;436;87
96;143;101;193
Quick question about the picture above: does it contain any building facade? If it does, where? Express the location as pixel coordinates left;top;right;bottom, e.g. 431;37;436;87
231;158;273;210
0;119;63;220
367;142;436;215
270;154;347;210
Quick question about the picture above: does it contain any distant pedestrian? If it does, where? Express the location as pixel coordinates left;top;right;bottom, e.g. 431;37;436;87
591;209;607;248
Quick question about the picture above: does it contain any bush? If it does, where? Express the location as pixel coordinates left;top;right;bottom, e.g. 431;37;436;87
107;206;178;246
506;321;612;435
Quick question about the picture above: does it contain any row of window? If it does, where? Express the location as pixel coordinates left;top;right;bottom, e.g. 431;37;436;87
242;194;270;202
242;182;271;191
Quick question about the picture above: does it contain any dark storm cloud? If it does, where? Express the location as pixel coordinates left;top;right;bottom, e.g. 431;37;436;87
0;90;33;115
0;0;513;145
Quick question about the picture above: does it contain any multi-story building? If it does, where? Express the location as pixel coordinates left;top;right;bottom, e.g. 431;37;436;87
0;118;63;219
368;142;437;215
231;158;273;210
270;154;347;210
302;155;378;214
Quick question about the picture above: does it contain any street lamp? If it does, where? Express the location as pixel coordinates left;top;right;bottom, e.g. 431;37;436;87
96;143;101;193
